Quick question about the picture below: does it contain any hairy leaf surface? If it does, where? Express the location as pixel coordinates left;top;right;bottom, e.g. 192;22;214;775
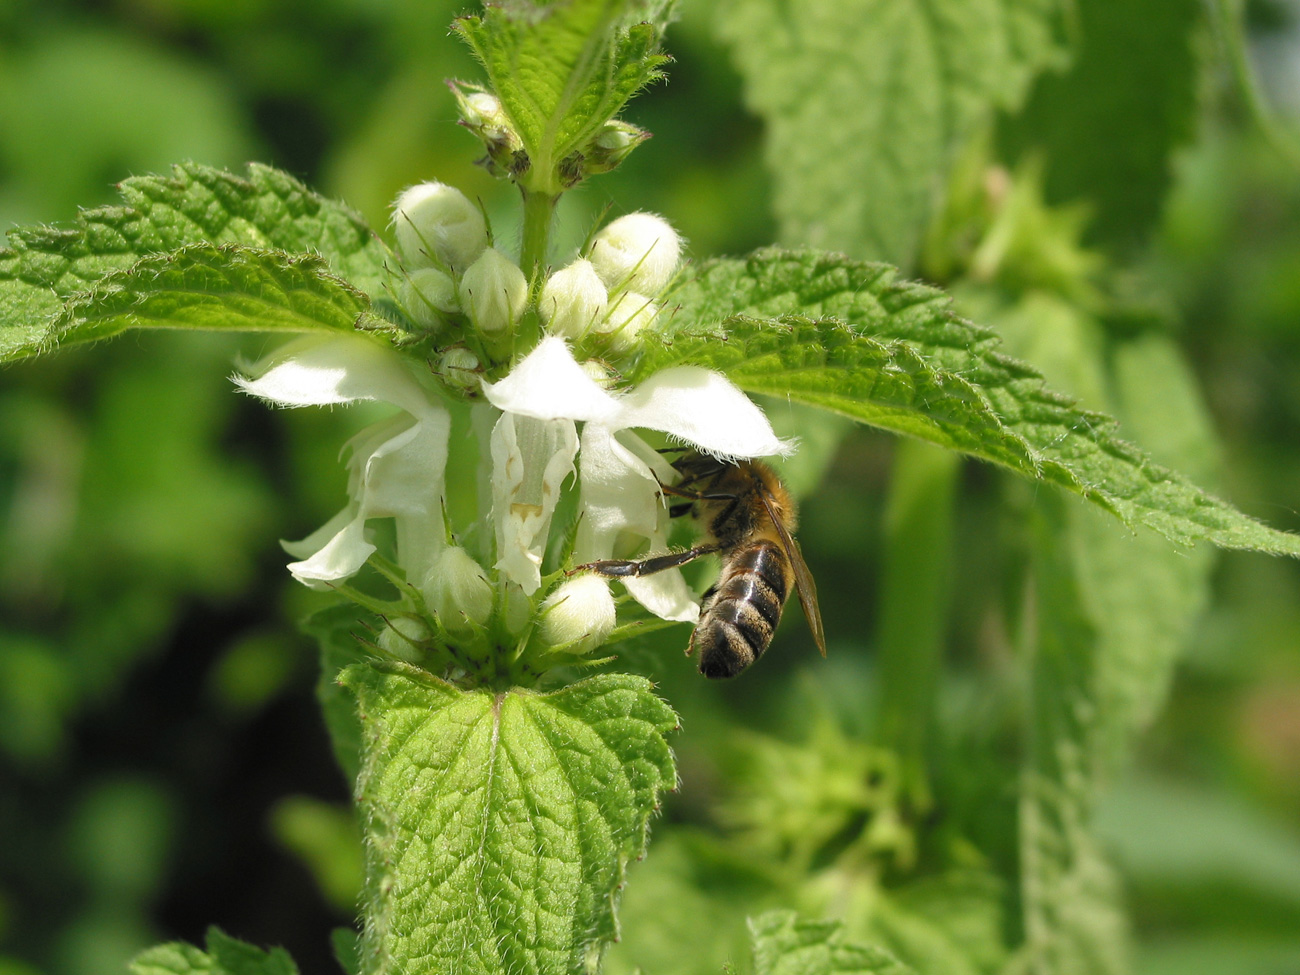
716;0;1068;264
638;249;1300;557
750;911;916;975
37;243;373;353
1019;495;1131;975
455;0;669;192
344;663;677;975
993;290;1220;973
1;162;389;360
131;928;299;975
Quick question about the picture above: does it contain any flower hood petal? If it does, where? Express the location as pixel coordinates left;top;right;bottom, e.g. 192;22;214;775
614;366;795;459
482;336;621;423
234;334;438;419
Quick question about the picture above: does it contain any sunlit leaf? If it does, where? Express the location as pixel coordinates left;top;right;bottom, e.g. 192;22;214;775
638;249;1300;558
343;662;677;974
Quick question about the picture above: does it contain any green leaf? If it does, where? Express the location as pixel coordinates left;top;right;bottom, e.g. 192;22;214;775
26;243;372;356
871;440;959;809
343;662;678;975
640;249;1300;557
990;292;1216;973
992;292;1217;759
304;603;374;785
869;873;1011;975
131;928;299;975
1001;0;1203;251
750;911;916;975
455;0;670;192
715;0;1068;264
1018;494;1131;975
1;162;391;359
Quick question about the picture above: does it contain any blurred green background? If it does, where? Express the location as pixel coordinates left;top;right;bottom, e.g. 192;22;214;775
1;1;1299;973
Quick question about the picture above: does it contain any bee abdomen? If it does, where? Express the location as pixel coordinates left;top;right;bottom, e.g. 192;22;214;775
694;542;791;679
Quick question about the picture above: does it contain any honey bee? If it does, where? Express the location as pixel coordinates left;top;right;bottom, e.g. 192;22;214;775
580;451;826;678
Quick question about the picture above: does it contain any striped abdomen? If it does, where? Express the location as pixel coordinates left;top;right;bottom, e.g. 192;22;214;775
692;540;791;679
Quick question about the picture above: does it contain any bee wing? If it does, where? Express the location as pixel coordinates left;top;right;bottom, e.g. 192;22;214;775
756;487;827;658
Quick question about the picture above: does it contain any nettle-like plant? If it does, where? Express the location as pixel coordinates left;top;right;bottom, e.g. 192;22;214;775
3;1;1297;974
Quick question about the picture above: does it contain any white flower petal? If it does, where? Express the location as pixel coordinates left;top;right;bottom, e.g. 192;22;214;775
491;412;578;594
623;556;700;623
357;406;452;583
575;426;701;623
235;334;438;419
283;400;452;589
281;505;355;560
614;366;795;459
574;425;662;563
482;336;621;423
286;517;375;590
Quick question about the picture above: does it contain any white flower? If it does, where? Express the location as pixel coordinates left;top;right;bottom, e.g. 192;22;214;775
539;258;608;341
401;267;459;329
423;546;493;633
537;573;616;655
589;212;682;294
233;334;450;590
460;247;529;334
483;336;792;622
489;409;578;595
596;291;659;351
392;181;488;273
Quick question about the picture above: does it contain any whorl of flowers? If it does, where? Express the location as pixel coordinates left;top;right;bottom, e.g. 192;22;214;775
234;177;792;684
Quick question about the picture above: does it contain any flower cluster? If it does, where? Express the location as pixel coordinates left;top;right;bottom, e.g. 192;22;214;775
236;181;791;683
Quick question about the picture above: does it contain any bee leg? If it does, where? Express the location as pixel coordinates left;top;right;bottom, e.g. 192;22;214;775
668;502;694;519
576;544;718;578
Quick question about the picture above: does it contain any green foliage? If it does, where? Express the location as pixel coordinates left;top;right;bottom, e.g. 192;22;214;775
715;0;1069;264
0;162;390;360
644;249;1300;557
4;2;1300;974
1001;0;1203;251
42;244;374;353
130;929;298;975
870;439;958;806
0;28;252;225
342;663;677;974
749;911;915;975
305;604;373;786
1019;493;1133;975
454;0;672;193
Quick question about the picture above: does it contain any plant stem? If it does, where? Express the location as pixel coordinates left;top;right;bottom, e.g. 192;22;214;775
519;188;558;284
515;187;559;355
871;438;959;814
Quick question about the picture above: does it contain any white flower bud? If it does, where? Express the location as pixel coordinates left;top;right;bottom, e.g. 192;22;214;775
595;122;637;151
502;582;533;636
537;574;616;654
436;346;482;393
377;616;433;663
589;212;682;294
401;267;459;329
598;291;659;352
422;546;493;633
392;181;488;273
462;92;507;129
460;247;529;334
580;359;616;388
539;259;607;340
